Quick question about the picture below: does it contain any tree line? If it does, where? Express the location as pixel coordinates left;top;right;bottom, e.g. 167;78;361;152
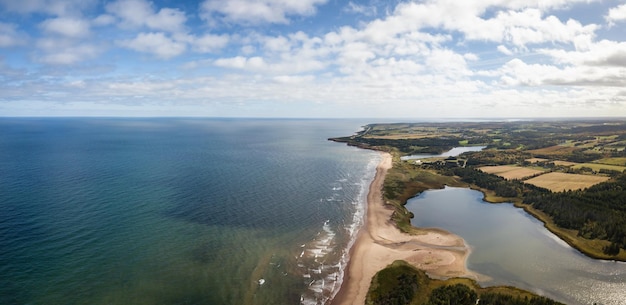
428;284;562;305
522;175;626;255
330;136;462;155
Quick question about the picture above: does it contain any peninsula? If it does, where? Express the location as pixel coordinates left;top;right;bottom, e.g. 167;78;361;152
330;119;626;304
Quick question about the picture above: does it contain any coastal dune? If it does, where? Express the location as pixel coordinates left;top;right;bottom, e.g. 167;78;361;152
332;153;478;305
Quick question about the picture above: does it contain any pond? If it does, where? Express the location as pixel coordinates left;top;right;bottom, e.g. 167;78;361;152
406;186;626;305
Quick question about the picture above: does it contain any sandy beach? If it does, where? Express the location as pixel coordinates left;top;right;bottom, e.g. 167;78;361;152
331;153;478;305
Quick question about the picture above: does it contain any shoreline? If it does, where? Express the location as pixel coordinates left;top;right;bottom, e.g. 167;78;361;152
330;152;479;305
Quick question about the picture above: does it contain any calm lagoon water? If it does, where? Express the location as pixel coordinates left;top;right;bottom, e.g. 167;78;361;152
0;118;379;305
406;186;626;305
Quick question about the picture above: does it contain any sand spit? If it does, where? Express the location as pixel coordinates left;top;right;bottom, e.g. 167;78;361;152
331;153;479;305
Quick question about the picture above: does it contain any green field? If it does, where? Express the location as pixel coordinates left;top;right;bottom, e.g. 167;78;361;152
594;157;626;166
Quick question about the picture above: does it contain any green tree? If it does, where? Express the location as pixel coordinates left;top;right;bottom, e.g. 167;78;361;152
427;284;477;305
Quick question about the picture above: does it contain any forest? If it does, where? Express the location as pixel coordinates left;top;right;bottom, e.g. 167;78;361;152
330;136;462;155
522;174;626;255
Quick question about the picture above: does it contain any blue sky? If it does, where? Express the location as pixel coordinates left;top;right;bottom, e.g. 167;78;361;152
1;0;626;118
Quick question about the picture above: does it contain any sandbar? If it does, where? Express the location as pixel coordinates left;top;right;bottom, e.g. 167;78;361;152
331;153;479;305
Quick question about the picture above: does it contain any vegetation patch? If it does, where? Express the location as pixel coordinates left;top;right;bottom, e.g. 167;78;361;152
552;160;578;167
528;145;580;155
525;157;548;163
366;261;428;305
571;162;626;173
594;157;626;166
478;165;545;180
366;261;563;305
524;172;610;192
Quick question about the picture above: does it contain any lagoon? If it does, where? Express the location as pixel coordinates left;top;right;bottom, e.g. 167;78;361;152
400;146;486;161
406;186;626;305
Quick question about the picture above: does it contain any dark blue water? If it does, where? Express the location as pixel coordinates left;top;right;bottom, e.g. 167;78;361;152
0;118;379;305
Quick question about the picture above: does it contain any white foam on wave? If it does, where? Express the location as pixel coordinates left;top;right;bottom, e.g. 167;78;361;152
299;220;340;305
299;154;380;305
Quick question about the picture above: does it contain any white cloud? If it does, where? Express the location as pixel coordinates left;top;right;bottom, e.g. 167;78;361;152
272;75;315;84
146;8;187;33
214;55;262;69
373;1;598;49
191;34;230;53
264;36;291;53
104;0;230;57
606;4;626;26
0;22;26;47
106;0;151;26
343;1;377;17
66;80;86;88
200;0;328;25
539;40;626;68
118;32;186;59
497;45;513;55
93;14;116;26
213;53;325;74
0;0;98;16
425;48;472;77
34;36;101;65
106;0;187;33
498;57;626;87
37;43;100;65
2;0;625;118
40;17;90;38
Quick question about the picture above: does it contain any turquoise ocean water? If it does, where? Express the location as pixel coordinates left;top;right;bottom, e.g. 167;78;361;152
0;118;379;305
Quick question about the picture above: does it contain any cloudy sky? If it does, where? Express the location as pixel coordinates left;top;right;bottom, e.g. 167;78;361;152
1;0;626;118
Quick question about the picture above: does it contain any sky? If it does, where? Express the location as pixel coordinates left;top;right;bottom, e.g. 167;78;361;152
1;0;626;118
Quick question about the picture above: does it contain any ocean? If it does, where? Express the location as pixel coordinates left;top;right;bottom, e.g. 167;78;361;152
0;118;379;305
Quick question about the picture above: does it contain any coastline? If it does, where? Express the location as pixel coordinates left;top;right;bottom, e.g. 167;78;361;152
331;152;479;305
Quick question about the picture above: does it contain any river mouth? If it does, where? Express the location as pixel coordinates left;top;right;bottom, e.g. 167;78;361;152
405;186;626;305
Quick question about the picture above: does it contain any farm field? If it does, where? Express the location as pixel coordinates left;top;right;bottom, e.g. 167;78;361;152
524;172;610;192
363;133;443;139
528;145;579;155
479;165;545;180
525;158;578;167
553;160;578;167
594;157;626;166
525;158;548;163
571;163;626;172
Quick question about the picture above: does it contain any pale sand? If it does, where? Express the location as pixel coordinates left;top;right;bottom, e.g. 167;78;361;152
331;153;479;305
